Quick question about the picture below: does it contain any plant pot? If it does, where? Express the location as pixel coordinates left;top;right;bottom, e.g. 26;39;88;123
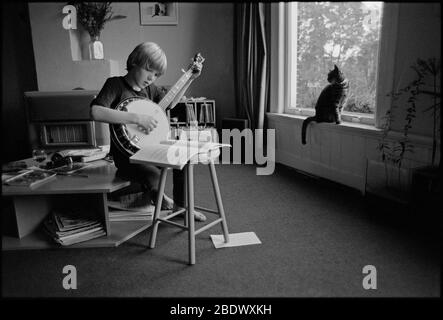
410;165;441;223
411;165;440;194
365;159;412;203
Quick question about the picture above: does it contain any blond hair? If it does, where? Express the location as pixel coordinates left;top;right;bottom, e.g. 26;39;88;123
126;42;167;75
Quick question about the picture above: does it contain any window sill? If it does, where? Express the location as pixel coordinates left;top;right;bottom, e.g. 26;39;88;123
285;108;375;125
267;112;381;137
266;112;434;147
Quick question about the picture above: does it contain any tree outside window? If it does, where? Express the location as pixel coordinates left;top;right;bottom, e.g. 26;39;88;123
294;2;382;116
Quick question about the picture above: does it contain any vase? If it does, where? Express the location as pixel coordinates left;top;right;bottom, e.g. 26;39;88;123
88;35;104;60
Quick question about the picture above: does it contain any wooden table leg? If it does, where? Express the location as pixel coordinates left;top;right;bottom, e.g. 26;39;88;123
187;163;196;265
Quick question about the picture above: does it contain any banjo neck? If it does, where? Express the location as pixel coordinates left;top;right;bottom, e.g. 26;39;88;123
157;52;205;111
158;69;193;111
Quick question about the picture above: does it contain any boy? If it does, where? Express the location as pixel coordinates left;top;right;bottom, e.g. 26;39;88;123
90;42;206;221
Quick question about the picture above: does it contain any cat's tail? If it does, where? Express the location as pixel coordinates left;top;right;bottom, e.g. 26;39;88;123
301;116;316;145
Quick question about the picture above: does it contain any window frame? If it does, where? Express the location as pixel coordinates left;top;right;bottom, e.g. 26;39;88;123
270;2;399;128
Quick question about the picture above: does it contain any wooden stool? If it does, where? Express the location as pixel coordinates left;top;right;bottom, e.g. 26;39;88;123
149;155;230;265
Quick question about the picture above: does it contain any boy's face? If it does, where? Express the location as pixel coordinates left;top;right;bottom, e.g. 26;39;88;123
132;66;160;89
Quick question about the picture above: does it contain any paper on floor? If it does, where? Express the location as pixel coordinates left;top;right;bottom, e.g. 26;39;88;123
210;232;261;249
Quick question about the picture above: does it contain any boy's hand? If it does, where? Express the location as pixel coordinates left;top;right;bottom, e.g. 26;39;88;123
135;114;158;134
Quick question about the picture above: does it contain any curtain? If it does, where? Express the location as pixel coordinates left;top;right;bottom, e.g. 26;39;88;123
234;3;270;132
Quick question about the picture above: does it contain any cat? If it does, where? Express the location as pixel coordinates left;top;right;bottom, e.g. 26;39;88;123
301;65;349;145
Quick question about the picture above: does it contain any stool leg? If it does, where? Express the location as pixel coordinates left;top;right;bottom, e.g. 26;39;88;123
187;163;196;265
184;165;189;228
209;160;230;243
149;167;168;249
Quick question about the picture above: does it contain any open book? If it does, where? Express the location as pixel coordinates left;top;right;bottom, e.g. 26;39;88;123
130;140;230;169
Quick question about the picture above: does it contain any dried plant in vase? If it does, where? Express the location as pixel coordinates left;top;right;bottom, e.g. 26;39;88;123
413;58;441;168
69;2;126;59
71;2;126;38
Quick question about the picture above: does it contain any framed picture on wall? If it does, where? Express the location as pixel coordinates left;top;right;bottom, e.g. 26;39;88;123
139;2;178;25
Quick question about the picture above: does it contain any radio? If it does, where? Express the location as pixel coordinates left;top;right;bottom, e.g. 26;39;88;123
24;90;109;150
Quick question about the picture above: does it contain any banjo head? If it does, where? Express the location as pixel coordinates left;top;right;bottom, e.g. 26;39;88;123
112;97;170;156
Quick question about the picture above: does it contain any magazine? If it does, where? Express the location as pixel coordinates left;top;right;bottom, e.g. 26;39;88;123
3;169;56;188
2;169;29;183
52;162;91;174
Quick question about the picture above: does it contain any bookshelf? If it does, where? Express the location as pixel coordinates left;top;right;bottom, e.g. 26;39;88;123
169;99;216;128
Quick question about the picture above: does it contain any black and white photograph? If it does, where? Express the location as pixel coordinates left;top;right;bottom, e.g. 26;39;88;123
1;0;441;313
140;2;178;25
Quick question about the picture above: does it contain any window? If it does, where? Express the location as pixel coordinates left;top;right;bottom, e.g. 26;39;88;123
276;2;394;126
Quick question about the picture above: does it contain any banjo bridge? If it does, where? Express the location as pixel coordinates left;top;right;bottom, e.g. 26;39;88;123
130;134;140;144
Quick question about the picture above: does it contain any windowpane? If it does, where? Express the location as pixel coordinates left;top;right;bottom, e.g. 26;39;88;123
294;2;383;115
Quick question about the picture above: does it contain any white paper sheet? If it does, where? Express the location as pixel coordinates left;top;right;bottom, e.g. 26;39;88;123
210;232;261;249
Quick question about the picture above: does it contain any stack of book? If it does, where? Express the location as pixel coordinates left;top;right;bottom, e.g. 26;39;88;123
107;192;156;221
108;209;155;221
43;210;106;246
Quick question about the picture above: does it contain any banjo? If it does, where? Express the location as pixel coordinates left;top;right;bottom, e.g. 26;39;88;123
110;53;205;157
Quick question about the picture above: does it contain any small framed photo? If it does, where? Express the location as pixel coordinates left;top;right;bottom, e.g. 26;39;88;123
140;2;178;25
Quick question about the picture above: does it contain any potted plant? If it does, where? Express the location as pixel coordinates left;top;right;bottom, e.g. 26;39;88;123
69;2;126;59
410;58;441;202
415;58;441;168
375;58;440;202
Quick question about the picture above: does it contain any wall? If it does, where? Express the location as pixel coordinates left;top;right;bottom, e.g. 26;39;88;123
28;2;236;128
267;3;441;199
2;2;38;162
